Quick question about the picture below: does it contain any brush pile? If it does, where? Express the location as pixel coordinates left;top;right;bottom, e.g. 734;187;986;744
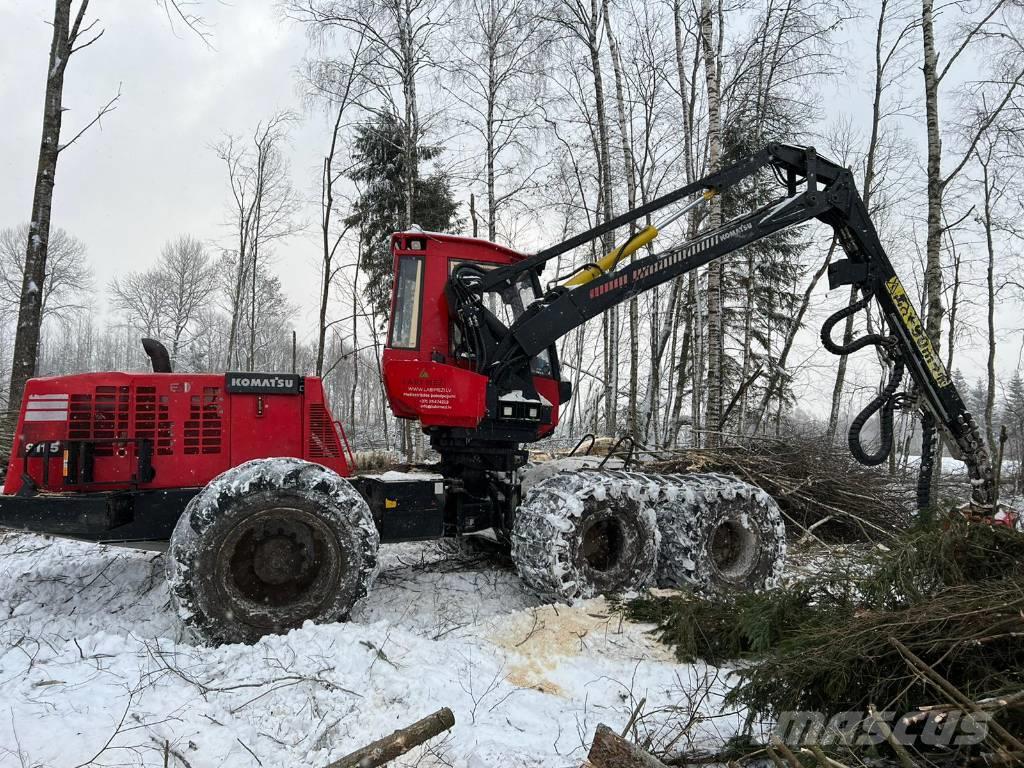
628;516;1024;766
647;435;910;542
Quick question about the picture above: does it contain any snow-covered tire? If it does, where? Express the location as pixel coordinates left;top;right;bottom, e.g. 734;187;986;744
655;473;785;594
511;470;660;600
166;458;379;645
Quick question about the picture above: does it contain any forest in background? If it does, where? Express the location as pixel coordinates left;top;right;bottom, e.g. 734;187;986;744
5;0;1024;489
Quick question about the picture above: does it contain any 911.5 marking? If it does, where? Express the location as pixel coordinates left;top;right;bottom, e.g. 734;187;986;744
20;441;63;458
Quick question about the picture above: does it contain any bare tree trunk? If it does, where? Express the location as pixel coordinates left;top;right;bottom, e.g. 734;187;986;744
825;285;857;443
585;0;615;433
827;0;890;443
980;153;998;452
944;230;962;377
752;242;834;431
8;0;78;416
737;251;754;433
400;0;418;228
700;0;724;448
327;708;455;768
922;0;943;357
485;45;497;240
350;250;361;428
921;0;946;505
668;0;700;446
602;0;639;437
317;101;346;378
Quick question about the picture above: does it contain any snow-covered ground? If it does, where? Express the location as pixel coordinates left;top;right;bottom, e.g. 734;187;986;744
0;532;744;767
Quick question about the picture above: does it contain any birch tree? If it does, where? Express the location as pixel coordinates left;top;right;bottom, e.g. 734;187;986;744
8;0;114;413
0;224;93;324
109;235;216;366
216;113;302;370
450;0;548;241
918;0;1024;496
699;0;724;448
973;135;1011;454
285;0;452;232
826;0;916;443
303;34;369;376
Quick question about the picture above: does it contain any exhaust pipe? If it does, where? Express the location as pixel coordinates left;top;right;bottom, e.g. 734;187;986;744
142;338;172;373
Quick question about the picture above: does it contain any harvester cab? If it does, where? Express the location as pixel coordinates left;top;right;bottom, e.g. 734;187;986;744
381;230;570;475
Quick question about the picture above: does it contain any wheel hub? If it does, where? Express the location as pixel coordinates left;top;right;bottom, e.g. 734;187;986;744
581;517;624;572
252;535;306;585
223;509;330;609
709;518;758;580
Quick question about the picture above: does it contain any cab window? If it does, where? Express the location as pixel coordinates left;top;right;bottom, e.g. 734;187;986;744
389;256;424;349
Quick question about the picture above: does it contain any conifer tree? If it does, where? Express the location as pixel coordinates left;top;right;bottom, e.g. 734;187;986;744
346;111;460;316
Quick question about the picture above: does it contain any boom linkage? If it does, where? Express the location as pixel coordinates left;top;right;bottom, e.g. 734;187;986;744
448;143;995;510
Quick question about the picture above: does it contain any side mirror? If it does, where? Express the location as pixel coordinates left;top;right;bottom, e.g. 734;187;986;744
559;379;573;403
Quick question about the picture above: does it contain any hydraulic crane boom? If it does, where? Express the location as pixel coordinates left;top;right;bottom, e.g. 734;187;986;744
447;143;995;510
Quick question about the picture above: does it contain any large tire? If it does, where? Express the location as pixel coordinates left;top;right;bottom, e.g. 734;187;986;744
655;473;785;594
166;458;379;644
511;470;660;600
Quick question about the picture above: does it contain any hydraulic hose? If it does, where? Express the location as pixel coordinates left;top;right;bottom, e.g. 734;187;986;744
820;288;904;466
820;291;889;356
847;356;903;466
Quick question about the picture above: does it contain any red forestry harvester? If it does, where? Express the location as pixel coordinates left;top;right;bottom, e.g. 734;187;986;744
0;145;997;643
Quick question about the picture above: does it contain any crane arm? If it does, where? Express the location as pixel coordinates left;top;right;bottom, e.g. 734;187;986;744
448;143;994;509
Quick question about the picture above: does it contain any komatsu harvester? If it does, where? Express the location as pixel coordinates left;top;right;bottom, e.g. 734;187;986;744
0;145;996;643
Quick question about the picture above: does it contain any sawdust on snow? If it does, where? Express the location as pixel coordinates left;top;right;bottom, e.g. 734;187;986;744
486;595;677;696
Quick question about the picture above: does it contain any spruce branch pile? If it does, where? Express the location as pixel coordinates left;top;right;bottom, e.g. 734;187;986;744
648;435;910;542
627;518;1024;762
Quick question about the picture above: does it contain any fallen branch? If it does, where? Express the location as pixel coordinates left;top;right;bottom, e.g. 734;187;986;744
586;724;667;768
650;434;910;542
325;707;455;768
890;637;1024;754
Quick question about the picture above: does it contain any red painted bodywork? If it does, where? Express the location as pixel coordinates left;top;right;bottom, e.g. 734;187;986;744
3;372;352;495
381;231;561;436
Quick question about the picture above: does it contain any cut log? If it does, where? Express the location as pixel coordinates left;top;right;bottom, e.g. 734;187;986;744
587;724;668;768
325;707;455;768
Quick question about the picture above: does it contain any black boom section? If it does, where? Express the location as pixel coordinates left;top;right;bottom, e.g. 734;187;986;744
508;193;832;357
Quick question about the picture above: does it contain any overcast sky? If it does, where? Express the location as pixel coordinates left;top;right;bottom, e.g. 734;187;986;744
2;0;1021;419
1;0;331;330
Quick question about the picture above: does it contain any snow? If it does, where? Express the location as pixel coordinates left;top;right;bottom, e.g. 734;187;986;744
362;470;445;482
906;455;971;475
0;531;745;767
759;193;801;224
500;390;551;406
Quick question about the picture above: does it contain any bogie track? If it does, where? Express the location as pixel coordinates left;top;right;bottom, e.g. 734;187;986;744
511;468;786;600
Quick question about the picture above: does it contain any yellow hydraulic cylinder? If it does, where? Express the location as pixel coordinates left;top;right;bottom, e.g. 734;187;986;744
562;188;716;288
564;225;659;287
